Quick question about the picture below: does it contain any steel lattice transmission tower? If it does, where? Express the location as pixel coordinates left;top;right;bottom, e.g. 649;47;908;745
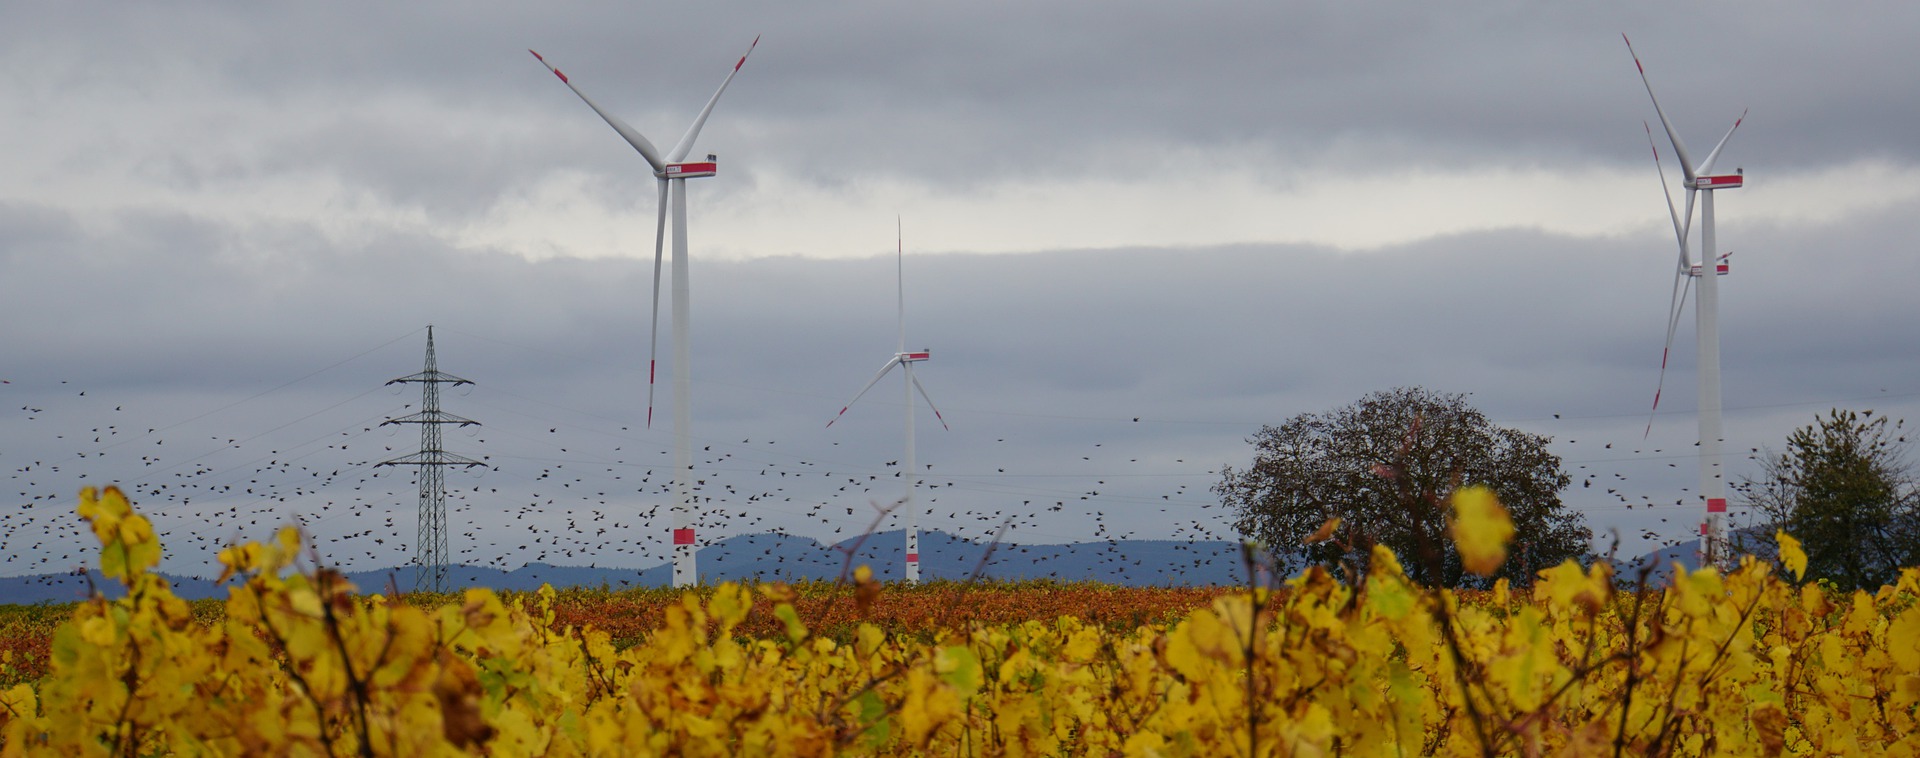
378;326;484;593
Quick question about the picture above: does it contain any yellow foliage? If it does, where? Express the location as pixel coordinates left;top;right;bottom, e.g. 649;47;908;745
1;490;1918;755
1778;529;1808;582
1449;485;1513;576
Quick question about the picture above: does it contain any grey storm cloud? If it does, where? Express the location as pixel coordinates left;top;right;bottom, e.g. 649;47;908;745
9;2;1918;222
4;1;1919;580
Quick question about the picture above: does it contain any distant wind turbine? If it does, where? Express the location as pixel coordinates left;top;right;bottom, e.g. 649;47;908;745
827;220;948;584
1626;35;1746;569
531;37;758;588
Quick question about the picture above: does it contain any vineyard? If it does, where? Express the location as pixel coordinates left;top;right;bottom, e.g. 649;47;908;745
0;487;1917;755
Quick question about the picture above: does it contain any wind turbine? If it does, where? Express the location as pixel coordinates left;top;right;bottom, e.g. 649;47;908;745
827;220;948;584
531;37;757;588
1626;35;1746;568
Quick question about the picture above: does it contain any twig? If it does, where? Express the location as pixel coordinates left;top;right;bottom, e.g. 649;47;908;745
837;498;903;584
964;517;1014;583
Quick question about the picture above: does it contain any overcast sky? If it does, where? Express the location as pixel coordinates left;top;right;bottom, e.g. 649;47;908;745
3;2;1917;582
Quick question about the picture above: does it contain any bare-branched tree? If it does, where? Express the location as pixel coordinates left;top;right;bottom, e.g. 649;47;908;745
1216;387;1593;587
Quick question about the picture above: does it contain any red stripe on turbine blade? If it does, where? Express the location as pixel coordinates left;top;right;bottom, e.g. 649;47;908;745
554;69;567;83
736;35;759;71
906;553;919;562
528;50;543;61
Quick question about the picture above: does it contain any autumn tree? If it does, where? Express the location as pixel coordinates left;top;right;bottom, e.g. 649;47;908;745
1215;387;1592;587
1738;409;1919;591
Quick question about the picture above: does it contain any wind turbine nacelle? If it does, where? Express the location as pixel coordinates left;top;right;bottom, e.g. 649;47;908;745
1688;262;1730;277
898;351;931;362
1692;174;1743;190
662;161;718;179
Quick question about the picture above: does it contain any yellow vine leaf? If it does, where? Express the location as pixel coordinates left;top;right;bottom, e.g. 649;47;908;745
1893;607;1920;673
78;486;161;583
1450;485;1513;576
1534;560;1610;615
1776;529;1807;582
1304;517;1341;545
1370;543;1406;579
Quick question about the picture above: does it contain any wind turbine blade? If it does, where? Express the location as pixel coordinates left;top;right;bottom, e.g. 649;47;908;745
646;178;668;428
1646;270;1694;438
1645;122;1689;260
666;35;759;163
1680;186;1697;259
896;216;906;354
529;50;667;173
1696;108;1747;176
1623;35;1695;181
828;357;901;428
1640;120;1697;439
909;373;949;431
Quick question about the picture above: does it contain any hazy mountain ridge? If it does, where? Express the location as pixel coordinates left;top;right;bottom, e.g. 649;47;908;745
4;529;1757;605
0;530;1247;604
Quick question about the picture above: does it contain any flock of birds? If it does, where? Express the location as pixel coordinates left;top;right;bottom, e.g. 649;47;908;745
0;337;1803;594
2;366;1247;589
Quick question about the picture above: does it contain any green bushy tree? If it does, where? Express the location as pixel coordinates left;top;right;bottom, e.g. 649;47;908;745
1738;409;1919;591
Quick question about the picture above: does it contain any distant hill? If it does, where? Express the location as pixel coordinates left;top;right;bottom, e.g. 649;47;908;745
0;530;1248;604
14;528;1805;606
1613;527;1776;583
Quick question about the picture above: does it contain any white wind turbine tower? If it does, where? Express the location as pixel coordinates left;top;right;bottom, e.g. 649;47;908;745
531;38;758;588
827;220;948;584
1626;35;1746;568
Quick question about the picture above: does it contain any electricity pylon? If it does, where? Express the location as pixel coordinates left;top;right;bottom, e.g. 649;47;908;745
378;326;484;592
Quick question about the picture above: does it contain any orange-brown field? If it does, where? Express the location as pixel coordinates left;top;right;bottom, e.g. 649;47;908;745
1;579;1232;686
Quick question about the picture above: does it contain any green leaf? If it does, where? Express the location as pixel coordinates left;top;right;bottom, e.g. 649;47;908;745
857;689;892;748
936;644;981;698
1367;578;1415;620
774;603;807;644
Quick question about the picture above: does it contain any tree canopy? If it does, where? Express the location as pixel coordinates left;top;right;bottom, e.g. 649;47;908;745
1215;387;1592;587
1738;409;1919;591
